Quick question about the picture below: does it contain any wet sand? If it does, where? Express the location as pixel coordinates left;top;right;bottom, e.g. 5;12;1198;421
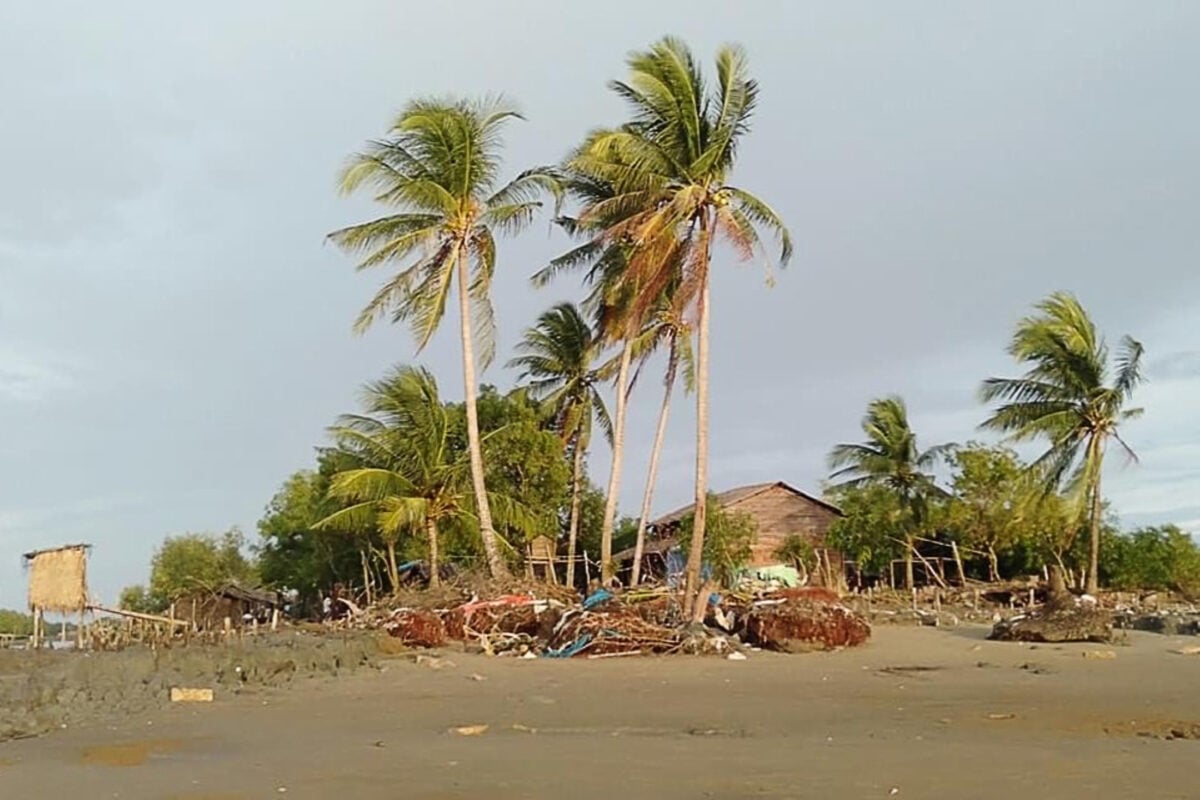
2;625;1198;799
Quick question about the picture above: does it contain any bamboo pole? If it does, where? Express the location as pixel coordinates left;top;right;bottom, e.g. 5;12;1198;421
951;541;966;587
89;605;189;628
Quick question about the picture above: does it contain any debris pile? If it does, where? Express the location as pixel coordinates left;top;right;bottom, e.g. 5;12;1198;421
990;568;1115;643
989;606;1114;643
385;609;447;648
359;580;871;658
741;598;872;652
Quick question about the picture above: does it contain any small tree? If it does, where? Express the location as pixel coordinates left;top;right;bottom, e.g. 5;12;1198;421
945;443;1026;581
676;494;755;589
148;529;255;608
118;585;158;614
826;484;910;583
774;534;817;583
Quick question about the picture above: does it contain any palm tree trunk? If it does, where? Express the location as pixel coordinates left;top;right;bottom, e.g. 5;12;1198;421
1086;439;1103;595
600;338;634;584
360;548;372;607
631;346;677;587
456;247;508;579
426;516;441;589
683;240;711;617
904;537;915;590
566;433;585;588
384;539;400;595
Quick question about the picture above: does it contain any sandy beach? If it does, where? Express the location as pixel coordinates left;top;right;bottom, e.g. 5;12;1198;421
2;625;1197;799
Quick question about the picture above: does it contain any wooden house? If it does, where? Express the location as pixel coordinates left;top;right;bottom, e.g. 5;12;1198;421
616;482;845;586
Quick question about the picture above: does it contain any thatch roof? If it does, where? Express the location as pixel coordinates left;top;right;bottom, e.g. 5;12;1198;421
23;544;91;613
650;482;843;528
22;543;91;561
611;537;678;563
212;583;280;606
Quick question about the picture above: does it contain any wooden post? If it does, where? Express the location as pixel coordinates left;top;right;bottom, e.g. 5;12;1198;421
951;541;966;587
31;607;40;650
271;608;280;632
77;607;85;650
223;616;231;642
911;587;918;611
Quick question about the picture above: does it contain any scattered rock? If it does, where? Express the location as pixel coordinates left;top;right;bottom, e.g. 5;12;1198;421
451;724;488;736
168;687;213;703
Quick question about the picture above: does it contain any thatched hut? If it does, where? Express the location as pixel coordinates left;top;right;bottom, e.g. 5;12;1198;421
22;543;91;647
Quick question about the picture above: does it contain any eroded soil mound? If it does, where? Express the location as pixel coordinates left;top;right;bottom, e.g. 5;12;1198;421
0;633;380;742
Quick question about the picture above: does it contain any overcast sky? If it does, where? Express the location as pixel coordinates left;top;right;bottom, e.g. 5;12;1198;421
3;2;1198;609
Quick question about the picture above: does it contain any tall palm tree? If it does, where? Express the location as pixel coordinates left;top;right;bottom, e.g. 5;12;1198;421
563;38;793;612
980;292;1144;595
828;396;949;589
316;366;535;589
508;302;612;586
629;300;694;586
328;97;559;579
534;164;645;585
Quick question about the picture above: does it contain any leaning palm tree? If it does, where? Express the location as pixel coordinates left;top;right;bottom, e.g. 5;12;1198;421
980;292;1144;595
508;302;612;586
563;38;793;612
328;97;559;579
628;300;694;586
534;164;647;585
828;396;949;589
316;366;535;589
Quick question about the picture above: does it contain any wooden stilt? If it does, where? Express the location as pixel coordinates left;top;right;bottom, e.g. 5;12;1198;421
951;541;966;587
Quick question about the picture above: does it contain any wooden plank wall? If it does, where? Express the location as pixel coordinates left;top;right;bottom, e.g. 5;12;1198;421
729;485;840;567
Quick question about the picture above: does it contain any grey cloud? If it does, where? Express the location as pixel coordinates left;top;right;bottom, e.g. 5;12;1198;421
1149;351;1200;381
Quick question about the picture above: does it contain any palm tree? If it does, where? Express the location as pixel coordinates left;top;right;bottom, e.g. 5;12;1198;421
328;97;559;579
508;302;612;586
828;396;949;589
980;292;1144;595
533;165;645;586
316;366;535;589
563;38;793;612
629;300;693;586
